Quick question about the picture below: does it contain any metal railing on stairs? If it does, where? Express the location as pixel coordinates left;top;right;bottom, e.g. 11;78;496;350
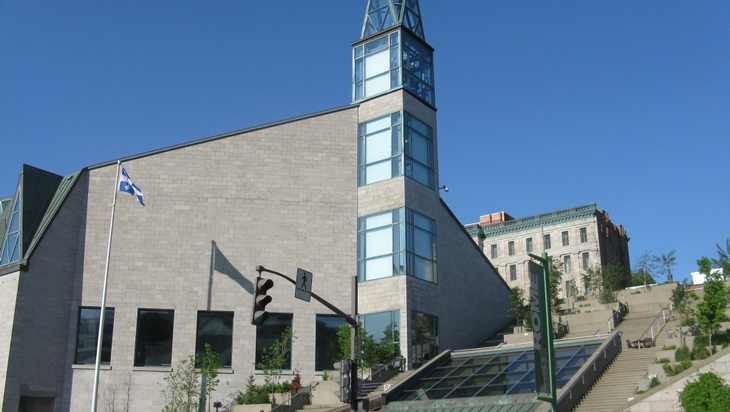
270;386;312;412
638;309;668;345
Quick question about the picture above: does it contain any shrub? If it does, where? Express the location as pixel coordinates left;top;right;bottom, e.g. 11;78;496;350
675;346;691;362
691;344;711;360
656;358;671;364
663;345;677;350
663;360;692;377
679;372;730;412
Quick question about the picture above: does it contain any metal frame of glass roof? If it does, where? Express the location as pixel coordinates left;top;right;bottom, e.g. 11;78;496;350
396;340;603;402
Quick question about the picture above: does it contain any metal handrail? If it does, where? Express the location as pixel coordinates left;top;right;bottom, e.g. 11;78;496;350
270;386;312;412
639;309;667;342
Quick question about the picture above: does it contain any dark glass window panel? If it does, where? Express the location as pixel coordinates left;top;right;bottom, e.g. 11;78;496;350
134;309;174;367
315;315;347;371
196;311;234;368
255;313;293;369
75;307;114;365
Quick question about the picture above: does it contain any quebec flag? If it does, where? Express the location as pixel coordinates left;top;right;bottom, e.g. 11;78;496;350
119;167;145;206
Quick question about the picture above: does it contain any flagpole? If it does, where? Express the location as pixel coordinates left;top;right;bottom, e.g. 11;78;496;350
91;161;122;412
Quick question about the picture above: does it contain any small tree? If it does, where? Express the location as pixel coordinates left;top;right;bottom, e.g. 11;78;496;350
632;269;657;287
696;257;727;351
547;256;564;319
711;238;730;276
508;287;530;332
161;356;201;412
257;326;296;398
670;281;698;347
658;249;677;283
160;344;222;412
634;250;659;286
583;264;624;304
679;371;730;412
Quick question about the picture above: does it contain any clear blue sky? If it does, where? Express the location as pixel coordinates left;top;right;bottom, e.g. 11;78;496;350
2;1;728;282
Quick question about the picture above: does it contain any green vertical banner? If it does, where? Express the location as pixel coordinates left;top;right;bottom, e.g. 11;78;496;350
529;253;557;409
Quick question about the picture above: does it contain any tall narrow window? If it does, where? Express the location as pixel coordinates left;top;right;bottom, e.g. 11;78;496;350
359;113;402;185
411;311;438;368
544;234;551;250
582;252;590;269
509;265;517;281
562;231;569;246
256;313;293;370
316;315;347;371
403;113;434;188
526;238;533;253
134;309;174;367
196;311;233;368
508;241;515;256
580;228;588;243
563;255;572;273
407;209;437;283
490;244;498;259
75;307;114;365
0;188;21;265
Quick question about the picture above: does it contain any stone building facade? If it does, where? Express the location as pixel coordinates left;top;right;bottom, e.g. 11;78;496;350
0;2;511;411
465;203;631;300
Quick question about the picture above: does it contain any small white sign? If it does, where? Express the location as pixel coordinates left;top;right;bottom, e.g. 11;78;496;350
295;268;312;302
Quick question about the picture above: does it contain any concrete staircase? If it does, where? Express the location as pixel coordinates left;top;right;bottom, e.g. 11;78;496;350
571;311;672;412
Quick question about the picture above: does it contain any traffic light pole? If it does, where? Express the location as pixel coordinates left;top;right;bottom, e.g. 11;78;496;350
256;265;360;411
256;266;358;327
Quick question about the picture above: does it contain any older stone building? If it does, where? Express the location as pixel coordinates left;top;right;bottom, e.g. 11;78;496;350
0;2;511;411
465;203;631;300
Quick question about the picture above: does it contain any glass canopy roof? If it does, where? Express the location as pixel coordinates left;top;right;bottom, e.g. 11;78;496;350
361;0;425;41
395;340;602;402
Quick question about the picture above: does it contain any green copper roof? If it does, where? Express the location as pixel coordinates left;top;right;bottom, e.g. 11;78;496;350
361;0;425;41
465;204;598;239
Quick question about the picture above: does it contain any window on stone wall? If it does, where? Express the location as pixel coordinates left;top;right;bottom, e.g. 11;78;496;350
75;307;114;365
411;311;438;369
134;309;174;367
526;237;533;253
509;265;517;281
255;313;293;370
508;241;515;256
580;227;588;243
582;252;590;269
562;231;569;246
315;315;347;371
358;208;436;283
544;234;551;250
362;310;400;345
563;255;572;273
196;311;233;368
491;244;498;259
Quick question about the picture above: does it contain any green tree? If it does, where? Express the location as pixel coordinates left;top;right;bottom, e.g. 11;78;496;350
658;249;677;283
256;326;296;398
632;270;657;287
508;287;530;332
679;372;730;412
696;257;727;351
198;344;222;412
670;281;698;347
547;256;564;319
712;238;730;276
633;250;659;286
583;263;624;304
335;323;400;376
160;345;221;412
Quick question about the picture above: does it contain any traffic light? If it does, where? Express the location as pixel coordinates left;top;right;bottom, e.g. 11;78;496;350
333;359;352;404
251;277;274;325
